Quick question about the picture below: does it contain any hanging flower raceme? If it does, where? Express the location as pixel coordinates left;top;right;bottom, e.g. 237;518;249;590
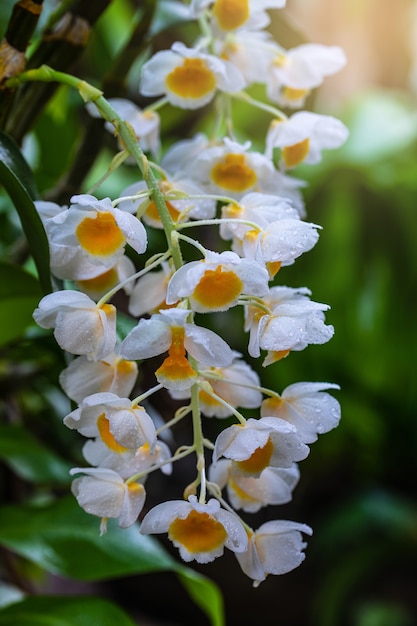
140;42;245;109
140;495;248;563
166;250;269;313
33;290;117;361
36;194;147;281
119;308;234;390
28;0;346;589
235;520;313;586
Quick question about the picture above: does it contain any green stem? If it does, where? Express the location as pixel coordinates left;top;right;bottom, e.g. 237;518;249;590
176;217;263;232
190;380;206;503
206;483;253;534
202;369;280;399
199;383;246;424
125;445;196;485
97;249;171;308
176;232;207;256
132;383;163;406
156;405;192;436
93;96;183;270
231;91;288;120
237;295;272;315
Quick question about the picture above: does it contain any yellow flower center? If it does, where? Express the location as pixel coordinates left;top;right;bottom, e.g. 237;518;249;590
261;396;284;417
282;86;309;102
116;358;137;377
77;267;118;293
98;303;117;331
282;138;310;168
222;202;242;218
266;261;282;279
145;199;181;225
213;0;250;31
127;482;145;496
211;153;257;192
76;211;125;256
98;303;117;326
229;475;257;503
199;387;222;408
166;58;216;99
169;510;227;553
236;437;274;473
97;413;129;453
242;228;259;244
273;53;287;67
220;40;240;61
193;265;243;309
263;349;291;366
155;326;197;385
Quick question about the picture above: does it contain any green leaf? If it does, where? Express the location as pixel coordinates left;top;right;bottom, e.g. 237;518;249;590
0;425;72;484
0;496;225;626
0;131;51;294
0;595;136;626
0;496;172;580
116;311;138;340
0;263;42;346
0;130;38;199
178;567;225;626
151;0;191;34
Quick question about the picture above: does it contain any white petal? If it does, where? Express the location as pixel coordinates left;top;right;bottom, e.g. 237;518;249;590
140;500;192;534
255;520;312;575
213;421;270;462
259;220;320;264
120;318;171;360
33;290;93;327
184;325;233;367
118;483;146;528
71;469;125;518
216;509;248;553
235;534;265;583
113;208;147;254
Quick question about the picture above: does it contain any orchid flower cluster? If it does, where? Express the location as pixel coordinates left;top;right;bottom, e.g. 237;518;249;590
32;0;346;587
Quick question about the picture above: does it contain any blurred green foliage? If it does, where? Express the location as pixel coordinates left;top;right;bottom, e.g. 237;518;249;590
0;1;416;625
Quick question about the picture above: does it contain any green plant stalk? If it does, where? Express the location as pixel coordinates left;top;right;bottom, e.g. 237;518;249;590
190;379;207;503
